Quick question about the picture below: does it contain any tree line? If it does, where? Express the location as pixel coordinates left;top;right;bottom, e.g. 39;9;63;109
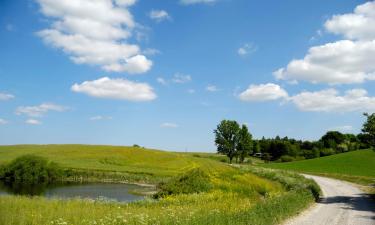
214;113;375;163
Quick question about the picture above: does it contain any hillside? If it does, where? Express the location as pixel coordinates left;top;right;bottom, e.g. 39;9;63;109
0;145;228;181
262;149;375;185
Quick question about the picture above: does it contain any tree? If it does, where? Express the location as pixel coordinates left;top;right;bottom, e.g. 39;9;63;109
237;124;253;163
362;113;375;149
320;131;345;149
214;120;240;163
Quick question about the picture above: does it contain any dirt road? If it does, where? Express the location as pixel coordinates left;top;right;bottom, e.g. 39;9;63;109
284;175;374;225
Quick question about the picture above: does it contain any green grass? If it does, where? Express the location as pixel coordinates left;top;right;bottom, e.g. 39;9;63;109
0;145;319;224
262;149;375;185
0;145;228;183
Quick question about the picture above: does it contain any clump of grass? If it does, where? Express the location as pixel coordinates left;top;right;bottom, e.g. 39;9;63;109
242;166;321;201
154;168;212;198
0;155;62;183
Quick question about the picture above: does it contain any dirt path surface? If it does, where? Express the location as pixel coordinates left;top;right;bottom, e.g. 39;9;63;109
284;174;375;225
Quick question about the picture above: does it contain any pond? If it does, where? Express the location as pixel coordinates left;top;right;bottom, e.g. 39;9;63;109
0;181;151;202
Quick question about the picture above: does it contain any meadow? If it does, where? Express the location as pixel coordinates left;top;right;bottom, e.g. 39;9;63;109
262;149;375;185
0;145;319;225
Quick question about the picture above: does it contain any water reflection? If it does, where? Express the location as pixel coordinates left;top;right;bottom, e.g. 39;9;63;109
0;181;148;202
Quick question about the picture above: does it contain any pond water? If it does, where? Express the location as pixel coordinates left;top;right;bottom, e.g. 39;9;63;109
0;181;148;202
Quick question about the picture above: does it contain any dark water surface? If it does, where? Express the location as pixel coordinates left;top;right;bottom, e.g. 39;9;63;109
0;181;147;202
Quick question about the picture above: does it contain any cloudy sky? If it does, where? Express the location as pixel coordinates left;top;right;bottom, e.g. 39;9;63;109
1;0;374;151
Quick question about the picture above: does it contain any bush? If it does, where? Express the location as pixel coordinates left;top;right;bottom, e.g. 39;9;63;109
0;155;62;183
154;168;212;198
320;148;335;157
280;155;295;162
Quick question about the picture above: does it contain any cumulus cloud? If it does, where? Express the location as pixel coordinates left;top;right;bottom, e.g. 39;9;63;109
90;115;113;121
26;119;42;125
160;122;178;128
238;83;288;102
0;92;15;101
237;43;257;56
0;119;8;125
36;0;152;74
206;85;218;92
149;10;171;22
71;77;157;101
275;1;375;85
180;0;216;5
172;73;192;83
325;1;375;41
274;40;375;84
16;103;67;117
290;88;375;112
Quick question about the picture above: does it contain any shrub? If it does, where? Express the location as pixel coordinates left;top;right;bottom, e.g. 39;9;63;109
320;148;335;157
0;155;62;183
280;155;294;162
154;168;212;198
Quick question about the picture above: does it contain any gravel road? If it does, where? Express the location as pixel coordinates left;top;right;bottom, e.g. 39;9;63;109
284;174;375;225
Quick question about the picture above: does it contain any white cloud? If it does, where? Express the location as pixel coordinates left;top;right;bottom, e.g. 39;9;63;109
325;1;375;41
36;0;152;74
275;1;375;85
237;43;257;56
149;10;171;22
0;119;8;125
142;48;161;56
172;73;192;83
238;83;288;102
157;77;168;85
0;92;15;101
274;40;375;84
26;119;42;125
180;0;216;5
206;85;218;92
329;125;353;132
6;24;15;32
16;103;67;117
160;122;178;128
71;77;157;101
290;88;375;112
90;115;113;121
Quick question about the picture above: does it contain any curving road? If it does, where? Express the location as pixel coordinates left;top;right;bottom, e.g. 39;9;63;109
284;175;375;225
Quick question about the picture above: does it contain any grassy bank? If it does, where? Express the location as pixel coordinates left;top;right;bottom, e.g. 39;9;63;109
262;149;375;185
0;145;319;224
0;166;318;225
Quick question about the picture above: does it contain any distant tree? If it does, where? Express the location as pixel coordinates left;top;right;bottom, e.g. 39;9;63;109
320;131;345;149
214;120;240;163
362;113;375;149
237;124;253;163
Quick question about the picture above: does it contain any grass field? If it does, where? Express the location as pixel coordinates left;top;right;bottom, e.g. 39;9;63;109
0;145;228;183
262;149;375;185
0;145;319;225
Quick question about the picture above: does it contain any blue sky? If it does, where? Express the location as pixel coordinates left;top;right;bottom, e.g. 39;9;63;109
1;0;374;151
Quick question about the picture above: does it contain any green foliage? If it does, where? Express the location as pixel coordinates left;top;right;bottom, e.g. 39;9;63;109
237;124;253;163
214;120;241;163
154;168;212;198
280;155;294;162
362;113;375;149
319;148;335;157
214;120;253;163
0;155;62;183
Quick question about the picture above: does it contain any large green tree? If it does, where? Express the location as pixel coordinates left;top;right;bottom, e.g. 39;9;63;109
214;120;240;163
362;113;375;149
237;124;253;163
